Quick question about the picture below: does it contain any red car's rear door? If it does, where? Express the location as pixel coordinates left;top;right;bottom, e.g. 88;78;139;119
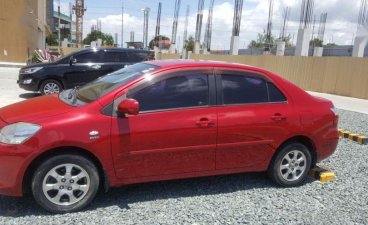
215;69;297;170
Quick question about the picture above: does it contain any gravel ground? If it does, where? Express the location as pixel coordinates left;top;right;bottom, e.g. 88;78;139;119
0;68;367;224
0;109;366;224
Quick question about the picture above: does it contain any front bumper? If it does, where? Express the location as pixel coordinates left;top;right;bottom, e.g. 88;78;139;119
17;74;39;92
0;143;34;196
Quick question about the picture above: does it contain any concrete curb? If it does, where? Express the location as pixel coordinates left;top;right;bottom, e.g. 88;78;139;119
0;62;26;68
339;129;368;145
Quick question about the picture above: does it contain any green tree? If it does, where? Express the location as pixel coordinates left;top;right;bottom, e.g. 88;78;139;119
310;38;323;47
248;32;276;49
184;36;195;51
149;35;170;49
326;42;337;46
46;34;58;46
83;30;114;46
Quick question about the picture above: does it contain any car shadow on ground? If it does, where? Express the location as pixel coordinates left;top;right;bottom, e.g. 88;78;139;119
0;172;316;217
19;93;41;99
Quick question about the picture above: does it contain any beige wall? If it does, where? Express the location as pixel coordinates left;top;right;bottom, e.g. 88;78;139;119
0;0;48;63
160;54;368;100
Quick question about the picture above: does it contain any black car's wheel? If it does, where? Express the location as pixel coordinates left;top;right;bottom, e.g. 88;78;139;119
31;154;100;213
268;142;312;187
40;79;63;95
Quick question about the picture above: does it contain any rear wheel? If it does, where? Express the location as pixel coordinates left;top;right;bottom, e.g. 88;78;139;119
268;142;312;187
31;154;100;213
40;79;63;95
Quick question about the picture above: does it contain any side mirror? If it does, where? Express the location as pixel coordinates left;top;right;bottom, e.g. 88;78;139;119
117;98;139;115
69;56;77;66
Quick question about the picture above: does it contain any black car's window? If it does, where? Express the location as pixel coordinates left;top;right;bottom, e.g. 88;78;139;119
103;51;129;63
58;57;70;64
71;63;160;104
75;51;102;63
221;75;268;104
128;52;149;62
268;82;287;102
128;74;209;112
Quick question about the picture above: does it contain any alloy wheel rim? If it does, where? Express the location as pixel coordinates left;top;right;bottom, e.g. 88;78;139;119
279;150;307;182
42;163;90;206
43;83;60;94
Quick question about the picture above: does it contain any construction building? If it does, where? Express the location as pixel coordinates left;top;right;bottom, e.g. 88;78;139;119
53;11;76;46
0;0;52;63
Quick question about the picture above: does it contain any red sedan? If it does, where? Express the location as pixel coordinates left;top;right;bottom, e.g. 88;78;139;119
0;60;339;213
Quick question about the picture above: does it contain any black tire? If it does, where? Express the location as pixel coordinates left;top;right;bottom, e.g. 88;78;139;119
268;142;312;187
31;154;100;213
40;79;63;95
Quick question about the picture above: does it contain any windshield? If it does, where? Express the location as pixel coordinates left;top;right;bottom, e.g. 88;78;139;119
60;63;160;105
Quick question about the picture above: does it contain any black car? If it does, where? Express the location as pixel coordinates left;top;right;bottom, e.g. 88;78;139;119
18;47;153;95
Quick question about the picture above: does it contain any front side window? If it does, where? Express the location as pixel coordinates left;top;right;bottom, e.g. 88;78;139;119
75;51;102;63
128;74;209;112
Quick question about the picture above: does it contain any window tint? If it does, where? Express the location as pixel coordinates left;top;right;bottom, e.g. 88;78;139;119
75;52;102;63
221;75;268;104
103;52;129;63
268;82;287;102
128;74;209;111
128;52;149;62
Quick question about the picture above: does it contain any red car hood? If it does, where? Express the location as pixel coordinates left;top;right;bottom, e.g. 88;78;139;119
0;95;74;124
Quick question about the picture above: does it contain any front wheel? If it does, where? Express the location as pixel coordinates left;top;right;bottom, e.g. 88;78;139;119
40;79;63;95
31;154;100;213
268;142;312;187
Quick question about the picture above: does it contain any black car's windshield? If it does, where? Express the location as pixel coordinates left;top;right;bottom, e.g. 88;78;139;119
60;63;160;105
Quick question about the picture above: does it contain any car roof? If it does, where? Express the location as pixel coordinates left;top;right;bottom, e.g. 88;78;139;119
146;59;259;71
77;47;151;53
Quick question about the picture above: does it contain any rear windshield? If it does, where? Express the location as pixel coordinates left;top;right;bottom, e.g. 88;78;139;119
61;63;160;105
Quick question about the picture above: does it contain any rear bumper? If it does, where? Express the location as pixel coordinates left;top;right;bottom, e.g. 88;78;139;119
316;127;339;162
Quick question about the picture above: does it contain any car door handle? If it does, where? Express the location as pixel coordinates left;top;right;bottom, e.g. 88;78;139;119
196;118;215;128
271;113;287;122
91;65;101;69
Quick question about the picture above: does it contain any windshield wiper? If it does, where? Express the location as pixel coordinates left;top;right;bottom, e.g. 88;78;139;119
68;86;80;105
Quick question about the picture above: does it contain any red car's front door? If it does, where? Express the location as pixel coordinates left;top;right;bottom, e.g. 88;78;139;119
111;69;217;179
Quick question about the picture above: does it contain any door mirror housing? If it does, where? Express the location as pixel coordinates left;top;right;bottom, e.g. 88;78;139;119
117;98;139;115
69;56;77;66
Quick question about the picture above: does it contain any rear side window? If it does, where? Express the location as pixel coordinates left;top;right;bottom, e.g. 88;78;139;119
128;74;209;112
268;82;287;102
220;74;287;105
103;52;129;63
128;52;149;62
221;75;268;104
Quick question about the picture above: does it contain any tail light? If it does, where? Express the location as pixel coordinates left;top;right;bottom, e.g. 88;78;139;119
330;106;338;126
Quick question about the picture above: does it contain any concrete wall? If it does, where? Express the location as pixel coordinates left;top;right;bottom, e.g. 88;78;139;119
161;53;368;100
0;0;49;63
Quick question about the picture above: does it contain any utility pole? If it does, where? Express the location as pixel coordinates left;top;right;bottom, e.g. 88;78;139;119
73;0;87;48
69;2;73;45
183;5;190;44
155;2;162;37
121;1;124;47
142;7;150;49
58;0;61;48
